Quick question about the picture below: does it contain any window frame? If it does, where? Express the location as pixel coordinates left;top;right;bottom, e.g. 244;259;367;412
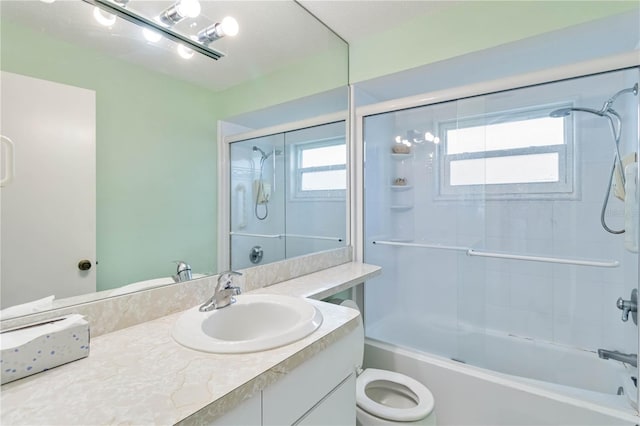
436;103;576;201
291;136;347;201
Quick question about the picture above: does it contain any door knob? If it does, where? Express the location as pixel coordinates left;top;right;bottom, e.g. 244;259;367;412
78;259;92;271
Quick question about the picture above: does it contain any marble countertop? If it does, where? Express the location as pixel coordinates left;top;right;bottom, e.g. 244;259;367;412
0;262;381;425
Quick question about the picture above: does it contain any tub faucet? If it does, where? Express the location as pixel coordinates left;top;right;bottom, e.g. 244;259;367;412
173;261;192;283
199;271;242;312
598;349;637;367
616;289;637;324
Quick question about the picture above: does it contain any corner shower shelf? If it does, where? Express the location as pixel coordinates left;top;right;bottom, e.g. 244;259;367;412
390;205;413;211
391;153;413;160
390;185;413;191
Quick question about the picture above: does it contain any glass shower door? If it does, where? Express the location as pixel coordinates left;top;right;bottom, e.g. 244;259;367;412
363;66;640;412
230;134;285;270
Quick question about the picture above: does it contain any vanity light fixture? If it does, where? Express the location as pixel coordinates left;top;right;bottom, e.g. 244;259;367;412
424;132;440;144
93;7;117;26
177;44;194;59
92;0;129;27
142;28;162;43
396;130;440;145
158;0;201;27
197;17;239;44
81;0;225;60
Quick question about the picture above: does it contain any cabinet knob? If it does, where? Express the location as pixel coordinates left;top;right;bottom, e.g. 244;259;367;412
78;259;92;271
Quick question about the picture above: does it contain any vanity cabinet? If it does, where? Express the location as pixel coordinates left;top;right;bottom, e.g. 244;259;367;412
211;327;358;426
207;392;262;425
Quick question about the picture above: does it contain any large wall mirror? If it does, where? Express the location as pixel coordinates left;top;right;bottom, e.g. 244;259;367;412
0;0;349;319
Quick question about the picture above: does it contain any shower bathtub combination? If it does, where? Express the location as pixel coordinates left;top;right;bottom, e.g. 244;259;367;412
361;64;640;424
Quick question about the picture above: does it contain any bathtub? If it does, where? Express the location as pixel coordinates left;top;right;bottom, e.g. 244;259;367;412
364;321;639;425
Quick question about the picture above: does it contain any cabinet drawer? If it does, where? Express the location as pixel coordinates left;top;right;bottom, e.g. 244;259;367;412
209;392;261;426
263;328;358;426
295;374;356;426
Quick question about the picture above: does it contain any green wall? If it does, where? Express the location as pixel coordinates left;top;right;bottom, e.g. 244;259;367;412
1;20;220;290
216;43;348;120
349;0;639;83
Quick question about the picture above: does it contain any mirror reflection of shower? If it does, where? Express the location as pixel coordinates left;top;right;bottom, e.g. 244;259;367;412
550;83;638;234
252;145;282;220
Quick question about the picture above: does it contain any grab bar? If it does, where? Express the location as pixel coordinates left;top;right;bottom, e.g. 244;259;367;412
372;240;620;268
231;232;343;242
372;240;468;252
466;249;619;268
286;234;343;242
230;232;282;239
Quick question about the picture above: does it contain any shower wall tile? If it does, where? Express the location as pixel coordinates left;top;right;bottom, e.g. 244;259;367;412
506;203;554;242
551;202;604;242
484;270;511;308
524;311;554;341
509;276;553;315
485;305;513;333
553;314;603;350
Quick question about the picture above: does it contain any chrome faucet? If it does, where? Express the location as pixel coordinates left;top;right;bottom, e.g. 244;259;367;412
598;349;637;367
616;289;637;324
173;261;192;283
199;271;242;312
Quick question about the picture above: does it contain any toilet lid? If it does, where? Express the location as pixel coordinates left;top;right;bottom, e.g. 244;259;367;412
356;368;435;422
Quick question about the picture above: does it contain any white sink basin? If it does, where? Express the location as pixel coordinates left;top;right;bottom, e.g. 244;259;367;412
172;294;323;353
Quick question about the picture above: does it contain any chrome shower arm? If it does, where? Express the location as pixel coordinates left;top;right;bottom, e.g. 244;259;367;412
601;83;639;113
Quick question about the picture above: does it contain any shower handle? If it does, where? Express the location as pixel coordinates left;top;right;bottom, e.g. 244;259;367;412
616;289;637;324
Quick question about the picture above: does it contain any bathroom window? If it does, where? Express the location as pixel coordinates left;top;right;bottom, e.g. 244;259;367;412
437;106;574;199
292;138;346;200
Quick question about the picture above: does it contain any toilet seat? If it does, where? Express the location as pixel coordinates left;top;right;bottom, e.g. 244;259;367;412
356;368;435;422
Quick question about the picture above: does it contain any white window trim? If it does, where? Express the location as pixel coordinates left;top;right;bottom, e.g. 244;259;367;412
436;103;577;201
291;136;346;201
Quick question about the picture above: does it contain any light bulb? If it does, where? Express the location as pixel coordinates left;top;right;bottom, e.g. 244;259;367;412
220;16;239;37
142;28;162;43
93;7;116;26
433;136;441;144
176;0;201;19
424;132;435;142
177;44;194;59
394;136;402;143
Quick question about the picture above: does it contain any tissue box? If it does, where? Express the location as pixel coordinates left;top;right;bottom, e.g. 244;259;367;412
1;315;90;385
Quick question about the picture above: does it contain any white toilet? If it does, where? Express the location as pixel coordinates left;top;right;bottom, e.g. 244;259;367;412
338;300;437;425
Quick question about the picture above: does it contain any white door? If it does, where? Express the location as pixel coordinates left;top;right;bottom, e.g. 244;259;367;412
0;71;96;308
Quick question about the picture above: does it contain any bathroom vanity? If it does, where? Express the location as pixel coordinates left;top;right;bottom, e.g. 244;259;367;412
0;262;380;425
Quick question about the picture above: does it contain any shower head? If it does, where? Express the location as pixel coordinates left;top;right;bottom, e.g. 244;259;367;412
601;83;638;113
252;146;282;160
252;146;268;159
549;106;606;118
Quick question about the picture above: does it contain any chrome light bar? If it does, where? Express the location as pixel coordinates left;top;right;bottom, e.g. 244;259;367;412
81;0;225;60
